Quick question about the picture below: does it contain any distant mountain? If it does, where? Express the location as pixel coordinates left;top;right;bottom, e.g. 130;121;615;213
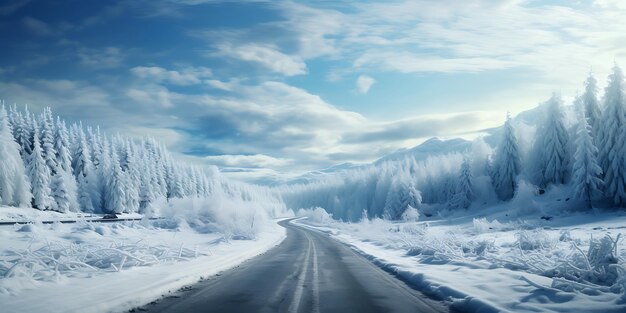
282;137;473;185
283;103;564;185
280;162;367;185
375;137;471;164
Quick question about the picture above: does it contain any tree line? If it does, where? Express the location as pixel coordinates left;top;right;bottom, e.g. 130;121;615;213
280;64;626;220
0;105;264;214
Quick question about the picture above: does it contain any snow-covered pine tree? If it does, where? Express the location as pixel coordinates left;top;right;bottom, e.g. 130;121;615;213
72;126;89;177
28;131;53;210
166;162;185;200
39;107;57;174
50;166;71;212
538;93;570;187
50;117;79;212
7;105;24;150
0;105;32;207
200;170;211;197
185;166;197;197
122;139;140;213
71;127;95;212
443;174;457;203
449;157;473;209
104;142;126;214
598;64;626;206
13;107;35;160
54;117;72;173
144;148;161;201
405;181;422;214
493;114;522;201
572;109;603;208
9;106;30;160
384;178;421;220
76;174;94;212
194;168;204;196
88;126;102;169
139;159;156;212
583;72;602;145
90;133;109;212
142;138;162;198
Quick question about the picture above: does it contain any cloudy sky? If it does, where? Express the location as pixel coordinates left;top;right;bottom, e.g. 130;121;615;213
1;0;625;183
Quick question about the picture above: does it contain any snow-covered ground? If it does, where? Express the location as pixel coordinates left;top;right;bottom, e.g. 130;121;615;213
0;205;144;223
295;207;626;313
0;207;287;313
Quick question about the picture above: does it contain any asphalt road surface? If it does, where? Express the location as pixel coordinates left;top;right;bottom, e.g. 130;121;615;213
141;219;447;313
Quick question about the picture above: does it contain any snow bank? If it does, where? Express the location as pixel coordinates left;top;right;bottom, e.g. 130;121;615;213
0;215;287;313
296;207;334;224
0;205;142;223
295;210;626;312
154;196;276;240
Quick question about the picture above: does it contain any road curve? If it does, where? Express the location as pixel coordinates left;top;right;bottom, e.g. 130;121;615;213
140;219;447;313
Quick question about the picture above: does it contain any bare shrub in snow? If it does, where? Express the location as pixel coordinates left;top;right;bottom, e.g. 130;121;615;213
472;218;509;233
569;234;622;286
515;229;555;251
0;222;206;291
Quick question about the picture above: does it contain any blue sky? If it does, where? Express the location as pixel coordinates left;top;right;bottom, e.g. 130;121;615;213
1;0;625;183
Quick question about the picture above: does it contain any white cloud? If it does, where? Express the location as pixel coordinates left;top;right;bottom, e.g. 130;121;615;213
272;0;626;87
0;74;511;180
206;79;238;91
78;47;124;68
341;111;504;144
356;75;375;93
121;126;184;147
126;86;173;108
130;66;212;85
354;53;519;73
204;154;291;168
0;0;30;16
0;79;120;127
215;43;307;76
22;17;54;36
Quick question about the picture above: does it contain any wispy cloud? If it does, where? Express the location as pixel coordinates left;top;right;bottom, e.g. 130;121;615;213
270;0;626;85
3;0;626;182
0;0;31;16
213;43;306;76
130;66;212;85
356;75;375;94
78;47;125;68
204;154;290;168
0;65;505;179
340;111;503;144
22;16;55;36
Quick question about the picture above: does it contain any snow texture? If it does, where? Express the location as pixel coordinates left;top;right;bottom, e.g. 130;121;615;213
0;208;288;313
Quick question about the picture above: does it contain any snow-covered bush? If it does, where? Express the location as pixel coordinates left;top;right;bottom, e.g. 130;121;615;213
0;221;209;294
401;205;420;222
472;218;510;233
296;207;334;224
515;229;554;250
569;234;622;286
156;193;278;240
509;180;541;216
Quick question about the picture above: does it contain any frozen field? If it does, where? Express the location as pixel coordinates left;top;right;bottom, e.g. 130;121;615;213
0;207;287;313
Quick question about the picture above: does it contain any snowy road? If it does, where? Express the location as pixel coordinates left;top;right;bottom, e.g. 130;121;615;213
141;219;446;313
